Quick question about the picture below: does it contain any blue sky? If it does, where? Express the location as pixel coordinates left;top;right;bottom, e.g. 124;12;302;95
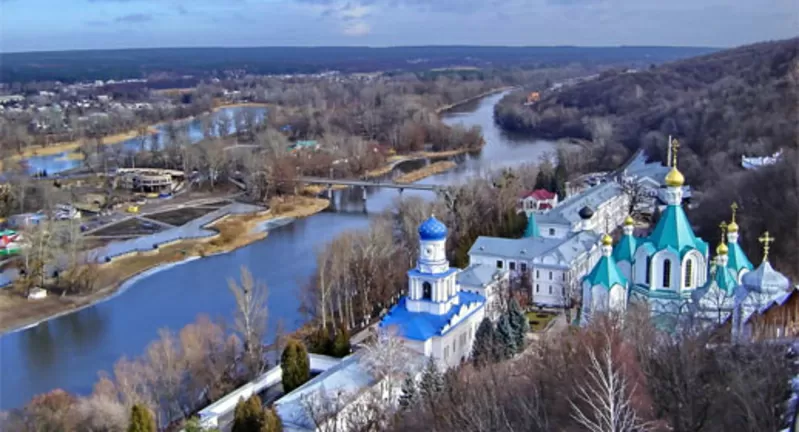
1;0;796;52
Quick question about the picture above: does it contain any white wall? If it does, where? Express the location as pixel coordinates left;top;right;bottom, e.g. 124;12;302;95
431;310;483;369
539;223;570;239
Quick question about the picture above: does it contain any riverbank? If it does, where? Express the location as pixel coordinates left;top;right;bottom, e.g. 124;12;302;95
435;86;514;114
11;126;160;161
394;161;457;184
0;195;329;335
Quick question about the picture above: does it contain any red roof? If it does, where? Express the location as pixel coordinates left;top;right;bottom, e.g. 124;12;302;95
521;189;557;200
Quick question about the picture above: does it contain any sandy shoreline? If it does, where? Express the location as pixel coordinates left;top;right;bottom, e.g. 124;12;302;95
0;196;329;335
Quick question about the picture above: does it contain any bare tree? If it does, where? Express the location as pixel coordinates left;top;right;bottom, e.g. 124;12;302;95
228;266;269;377
570;338;651;432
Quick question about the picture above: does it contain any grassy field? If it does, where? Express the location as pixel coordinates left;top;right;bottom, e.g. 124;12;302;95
394;161;457;184
526;311;558;332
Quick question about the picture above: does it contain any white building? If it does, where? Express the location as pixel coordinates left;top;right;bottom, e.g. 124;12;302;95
518;189;558;216
467;180;631;308
379;216;502;370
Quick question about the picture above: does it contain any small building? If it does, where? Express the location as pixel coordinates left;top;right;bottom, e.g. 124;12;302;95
28;287;48;300
518;189;558;215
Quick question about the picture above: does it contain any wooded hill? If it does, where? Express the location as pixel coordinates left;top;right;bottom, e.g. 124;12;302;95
495;37;799;277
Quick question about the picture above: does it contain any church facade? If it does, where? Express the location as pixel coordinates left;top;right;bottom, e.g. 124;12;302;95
380;216;503;369
581;139;792;335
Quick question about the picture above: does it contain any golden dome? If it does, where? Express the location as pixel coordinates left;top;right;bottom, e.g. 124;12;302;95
727;220;739;233
665;167;685;187
716;242;729;256
624;215;634;226
601;234;613;246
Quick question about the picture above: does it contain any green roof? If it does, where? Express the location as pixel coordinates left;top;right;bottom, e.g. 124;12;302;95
645;204;708;257
523;213;540;238
583;255;627;291
613;234;637;263
708;264;739;295
727;242;753;274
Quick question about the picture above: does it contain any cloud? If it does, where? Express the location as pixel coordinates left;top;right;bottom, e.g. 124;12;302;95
342;21;371;36
115;13;153;23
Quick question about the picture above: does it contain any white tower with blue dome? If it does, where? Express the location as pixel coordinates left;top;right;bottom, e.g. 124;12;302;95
406;216;461;315
380;215;487;369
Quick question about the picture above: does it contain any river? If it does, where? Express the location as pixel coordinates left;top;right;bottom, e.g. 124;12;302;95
22;106;267;175
0;91;558;410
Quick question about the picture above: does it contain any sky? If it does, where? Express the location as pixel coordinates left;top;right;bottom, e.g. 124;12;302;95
0;0;796;52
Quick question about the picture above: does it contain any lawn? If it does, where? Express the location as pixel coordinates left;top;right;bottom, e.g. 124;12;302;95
526;311;558;332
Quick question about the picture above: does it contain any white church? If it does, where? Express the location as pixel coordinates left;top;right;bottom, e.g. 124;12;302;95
581;138;792;334
379;216;506;369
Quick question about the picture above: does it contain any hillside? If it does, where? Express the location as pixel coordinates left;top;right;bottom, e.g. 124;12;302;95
0;45;716;83
495;38;799;276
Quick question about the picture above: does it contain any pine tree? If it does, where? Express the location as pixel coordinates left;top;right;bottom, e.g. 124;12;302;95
553;163;568;199
418;357;444;401
232;395;266;432
508;298;529;353
264;407;283;432
534;169;551;191
471;317;496;367
307;326;332;356
332;325;351;358
281;339;310;393
128;404;155;432
398;375;417;410
495;313;517;360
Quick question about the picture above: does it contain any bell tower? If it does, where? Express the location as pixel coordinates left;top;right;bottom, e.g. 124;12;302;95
407;216;459;315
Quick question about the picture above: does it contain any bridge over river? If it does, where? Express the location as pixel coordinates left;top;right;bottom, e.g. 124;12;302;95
296;176;444;192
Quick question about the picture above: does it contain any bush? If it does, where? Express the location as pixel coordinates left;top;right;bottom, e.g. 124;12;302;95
128;404;155;432
332;325;351;358
281;339;310;393
232;395;265;432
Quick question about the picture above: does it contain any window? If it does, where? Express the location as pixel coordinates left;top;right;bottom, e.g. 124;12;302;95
549;271;553;280
663;259;672;288
422;282;432;300
684;259;693;288
536;284;540;293
549;285;552;294
549;228;556;236
536;270;540;278
563;273;566;281
521;263;528;272
444;346;450;361
645;256;652;284
510;261;516;271
562;286;566;296
497;260;503;269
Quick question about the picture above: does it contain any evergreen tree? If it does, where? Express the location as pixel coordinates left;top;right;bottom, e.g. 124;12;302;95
281;339;310;393
471;317;496;367
307;326;332;356
553;163;568;200
418;357;444;401
264;407;284;432
232;395;266;432
398;375;418;410
184;417;221;432
534;169;551;191
495;313;517;360
332;325;351;358
508;299;529;353
128;404;155;432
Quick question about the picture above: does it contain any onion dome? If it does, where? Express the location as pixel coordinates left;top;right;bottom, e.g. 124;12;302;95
601;234;613;246
716;242;728;256
578;206;594;220
741;260;790;294
418;216;448;241
665;167;685;188
727;220;739;233
624;215;634;226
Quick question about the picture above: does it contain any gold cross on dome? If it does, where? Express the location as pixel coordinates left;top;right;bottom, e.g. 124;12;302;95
758;231;774;262
719;221;727;238
730;201;738;222
671;138;680;167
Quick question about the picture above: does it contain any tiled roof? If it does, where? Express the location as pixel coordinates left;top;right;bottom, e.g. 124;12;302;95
727;242;753;274
537;182;623;226
644;204;708;258
583;254;627;290
457;264;503;287
379;291;485;341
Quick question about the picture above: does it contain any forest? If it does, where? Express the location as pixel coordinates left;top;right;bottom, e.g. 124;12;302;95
494;37;799;278
0;45;716;84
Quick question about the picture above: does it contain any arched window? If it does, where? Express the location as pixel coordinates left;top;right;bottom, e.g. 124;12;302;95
645;256;652;284
684;259;693;288
663;259;672;288
422;282;432;300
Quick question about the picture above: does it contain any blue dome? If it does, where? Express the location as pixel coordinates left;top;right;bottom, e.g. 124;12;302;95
418;216;447;241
